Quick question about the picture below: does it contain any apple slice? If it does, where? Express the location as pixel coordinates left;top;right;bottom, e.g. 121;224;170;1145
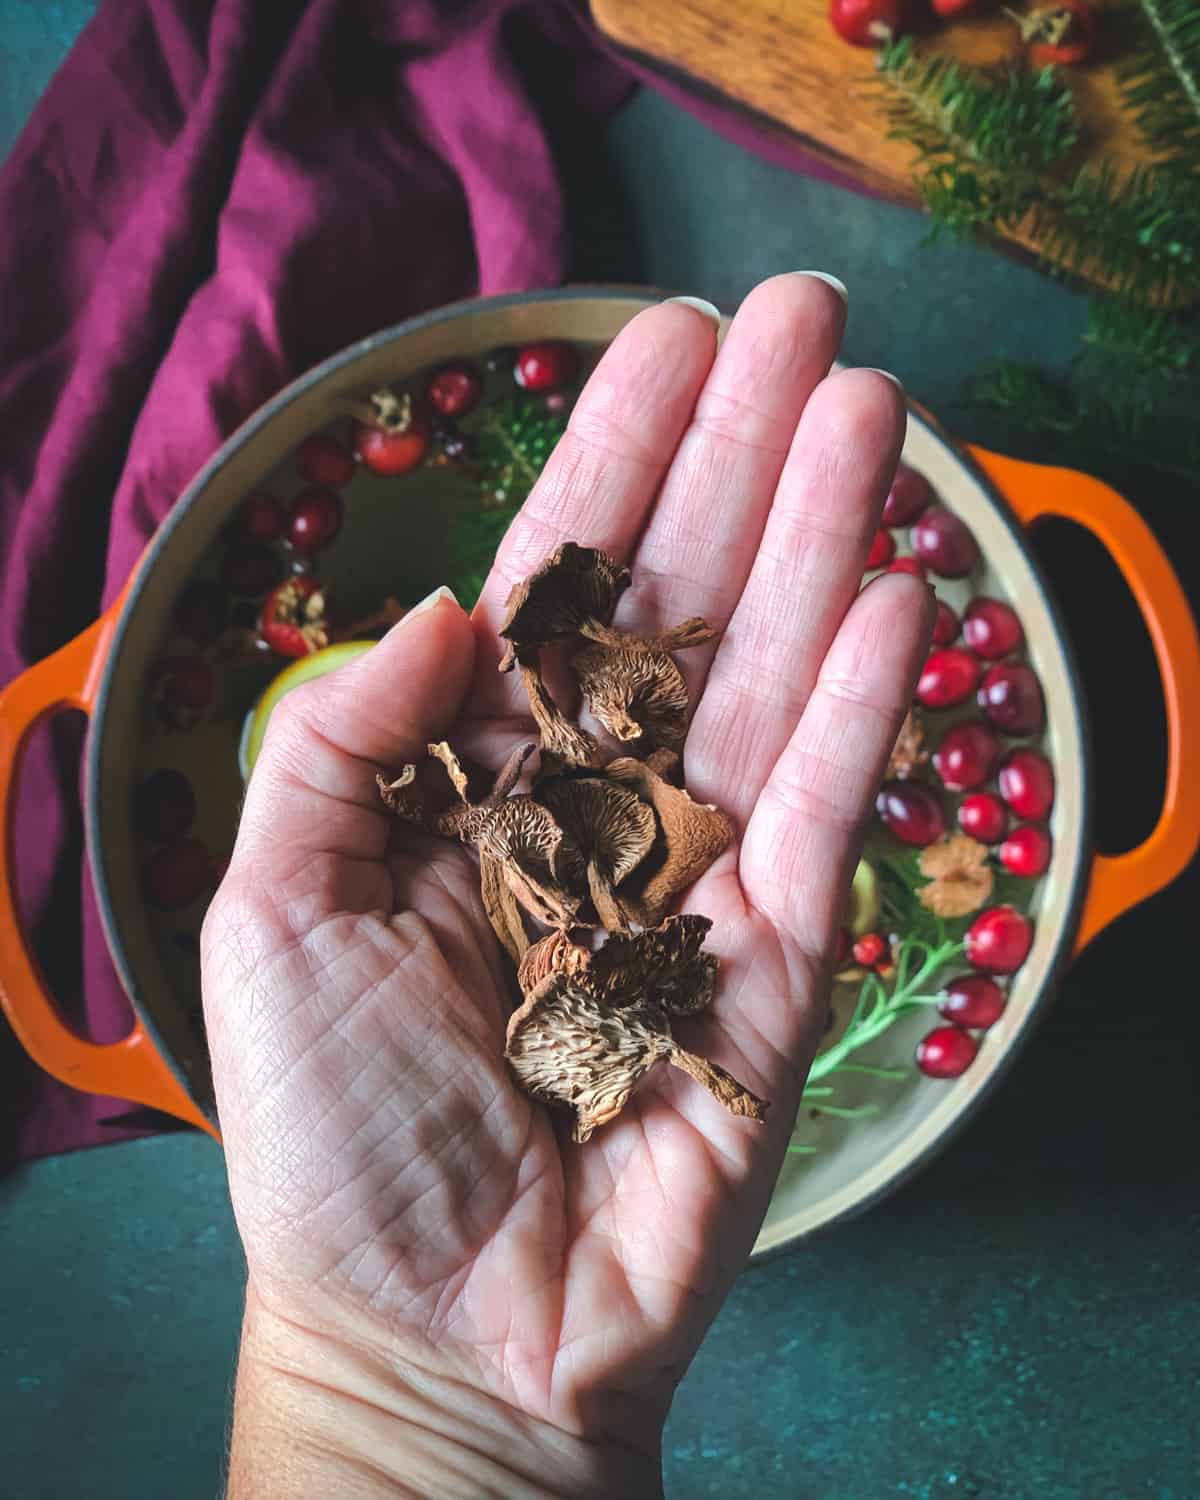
239;641;374;779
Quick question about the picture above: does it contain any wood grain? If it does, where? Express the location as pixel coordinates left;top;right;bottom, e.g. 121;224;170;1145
591;0;1148;277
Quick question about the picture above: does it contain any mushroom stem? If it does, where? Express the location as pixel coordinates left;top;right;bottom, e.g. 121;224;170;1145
666;1047;768;1122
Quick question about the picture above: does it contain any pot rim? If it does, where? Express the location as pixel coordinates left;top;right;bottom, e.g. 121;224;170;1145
83;287;1094;1231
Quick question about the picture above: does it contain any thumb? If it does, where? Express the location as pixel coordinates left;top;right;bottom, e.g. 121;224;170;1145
233;586;476;866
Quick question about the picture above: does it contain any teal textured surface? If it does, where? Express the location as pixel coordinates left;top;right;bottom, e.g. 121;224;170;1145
2;4;1198;1498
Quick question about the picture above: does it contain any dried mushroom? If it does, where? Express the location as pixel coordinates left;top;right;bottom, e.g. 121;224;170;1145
886;709;928;781
573;644;690;752
537;775;656;931
505;919;765;1141
376;542;765;1143
498;542;631;672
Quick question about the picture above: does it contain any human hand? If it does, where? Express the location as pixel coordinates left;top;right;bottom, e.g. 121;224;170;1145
202;275;933;1498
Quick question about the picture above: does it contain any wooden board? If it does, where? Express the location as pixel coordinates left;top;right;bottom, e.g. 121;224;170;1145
591;0;1147;277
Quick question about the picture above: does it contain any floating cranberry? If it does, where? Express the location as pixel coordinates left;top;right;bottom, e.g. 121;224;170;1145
297;434;356;488
866;529;896;569
853;932;888;968
963;597;1023;659
239;492;287;542
260;575;328;658
978;663;1044;735
876;780;946;846
1001;824;1052;877
966;905;1033;974
286;486;343;554
997;748;1055;820
916;647;982;710
932;721;1000;791
881;465;931;527
134;768;196;844
939;975;1006;1030
142;838;214;912
932;600;960;646
149;656;215;729
910;506;980;578
174;579;228;646
916;1024;978;1079
426;363;483;418
514;341;577;393
887;555;926;580
957;792;1007;844
220;539;283;598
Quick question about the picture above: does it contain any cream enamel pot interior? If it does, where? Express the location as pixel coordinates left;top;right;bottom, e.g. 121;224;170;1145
1;289;1197;1257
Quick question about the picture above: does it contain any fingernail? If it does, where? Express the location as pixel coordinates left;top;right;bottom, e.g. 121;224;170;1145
865;367;905;391
399;585;458;623
793;271;848;304
663;295;722;328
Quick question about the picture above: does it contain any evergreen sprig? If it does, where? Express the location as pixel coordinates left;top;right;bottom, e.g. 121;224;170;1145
1117;0;1200;163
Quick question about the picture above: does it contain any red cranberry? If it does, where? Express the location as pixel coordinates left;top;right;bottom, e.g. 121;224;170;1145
239;493;287;542
174;579;228;646
134;768;196;844
426;363;483;418
286;486;343;554
142;839;214;912
932;600;960;646
916;1024;978;1079
932;721;1000;791
1000;824;1052;877
910;506;980;578
939;975;1006;1029
957;792;1007;844
876;780;947;846
966;905;1033;974
978;663;1044;735
220;540;283;598
297;434;356;488
149;657;215;729
866;529;896;569
881;465;931;527
887;555;926;580
514;341;577;393
852;932;888;968
353;416;429;476
997;749;1055;820
916;648;982;709
963;597;1023;659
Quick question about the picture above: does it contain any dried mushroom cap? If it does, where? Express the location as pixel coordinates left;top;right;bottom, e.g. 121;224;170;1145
478;795;585;929
538;776;656;931
505;972;766;1143
886;710;928;782
377;764;425;825
573;644;690;753
498;543;631;672
517;929;592;996
602;757;734;927
917;833;994;918
480;851;530;966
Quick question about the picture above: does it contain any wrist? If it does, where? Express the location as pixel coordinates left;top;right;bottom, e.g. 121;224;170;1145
228;1283;664;1500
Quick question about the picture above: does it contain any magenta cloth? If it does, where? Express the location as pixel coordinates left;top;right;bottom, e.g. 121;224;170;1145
0;0;866;1165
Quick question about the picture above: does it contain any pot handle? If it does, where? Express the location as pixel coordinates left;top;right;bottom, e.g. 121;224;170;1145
0;611;215;1136
967;446;1200;954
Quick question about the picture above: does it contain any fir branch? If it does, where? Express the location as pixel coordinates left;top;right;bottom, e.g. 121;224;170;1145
1118;0;1200;163
1082;298;1200;375
877;39;1080;235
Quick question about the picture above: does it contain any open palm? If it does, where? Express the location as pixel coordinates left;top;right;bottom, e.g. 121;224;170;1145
202;277;931;1474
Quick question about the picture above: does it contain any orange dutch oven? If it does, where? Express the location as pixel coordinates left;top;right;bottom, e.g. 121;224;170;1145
1;291;1198;1244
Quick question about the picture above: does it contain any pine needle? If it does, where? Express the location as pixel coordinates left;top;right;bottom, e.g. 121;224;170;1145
1118;0;1200;163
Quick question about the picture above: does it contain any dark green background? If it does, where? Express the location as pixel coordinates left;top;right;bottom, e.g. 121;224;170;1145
2;5;1198;1497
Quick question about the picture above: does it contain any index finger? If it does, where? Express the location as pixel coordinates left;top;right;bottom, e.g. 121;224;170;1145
467;299;722;716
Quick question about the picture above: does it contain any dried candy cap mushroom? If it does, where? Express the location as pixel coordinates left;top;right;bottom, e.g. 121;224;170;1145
498;543;631;672
573;644;691;753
